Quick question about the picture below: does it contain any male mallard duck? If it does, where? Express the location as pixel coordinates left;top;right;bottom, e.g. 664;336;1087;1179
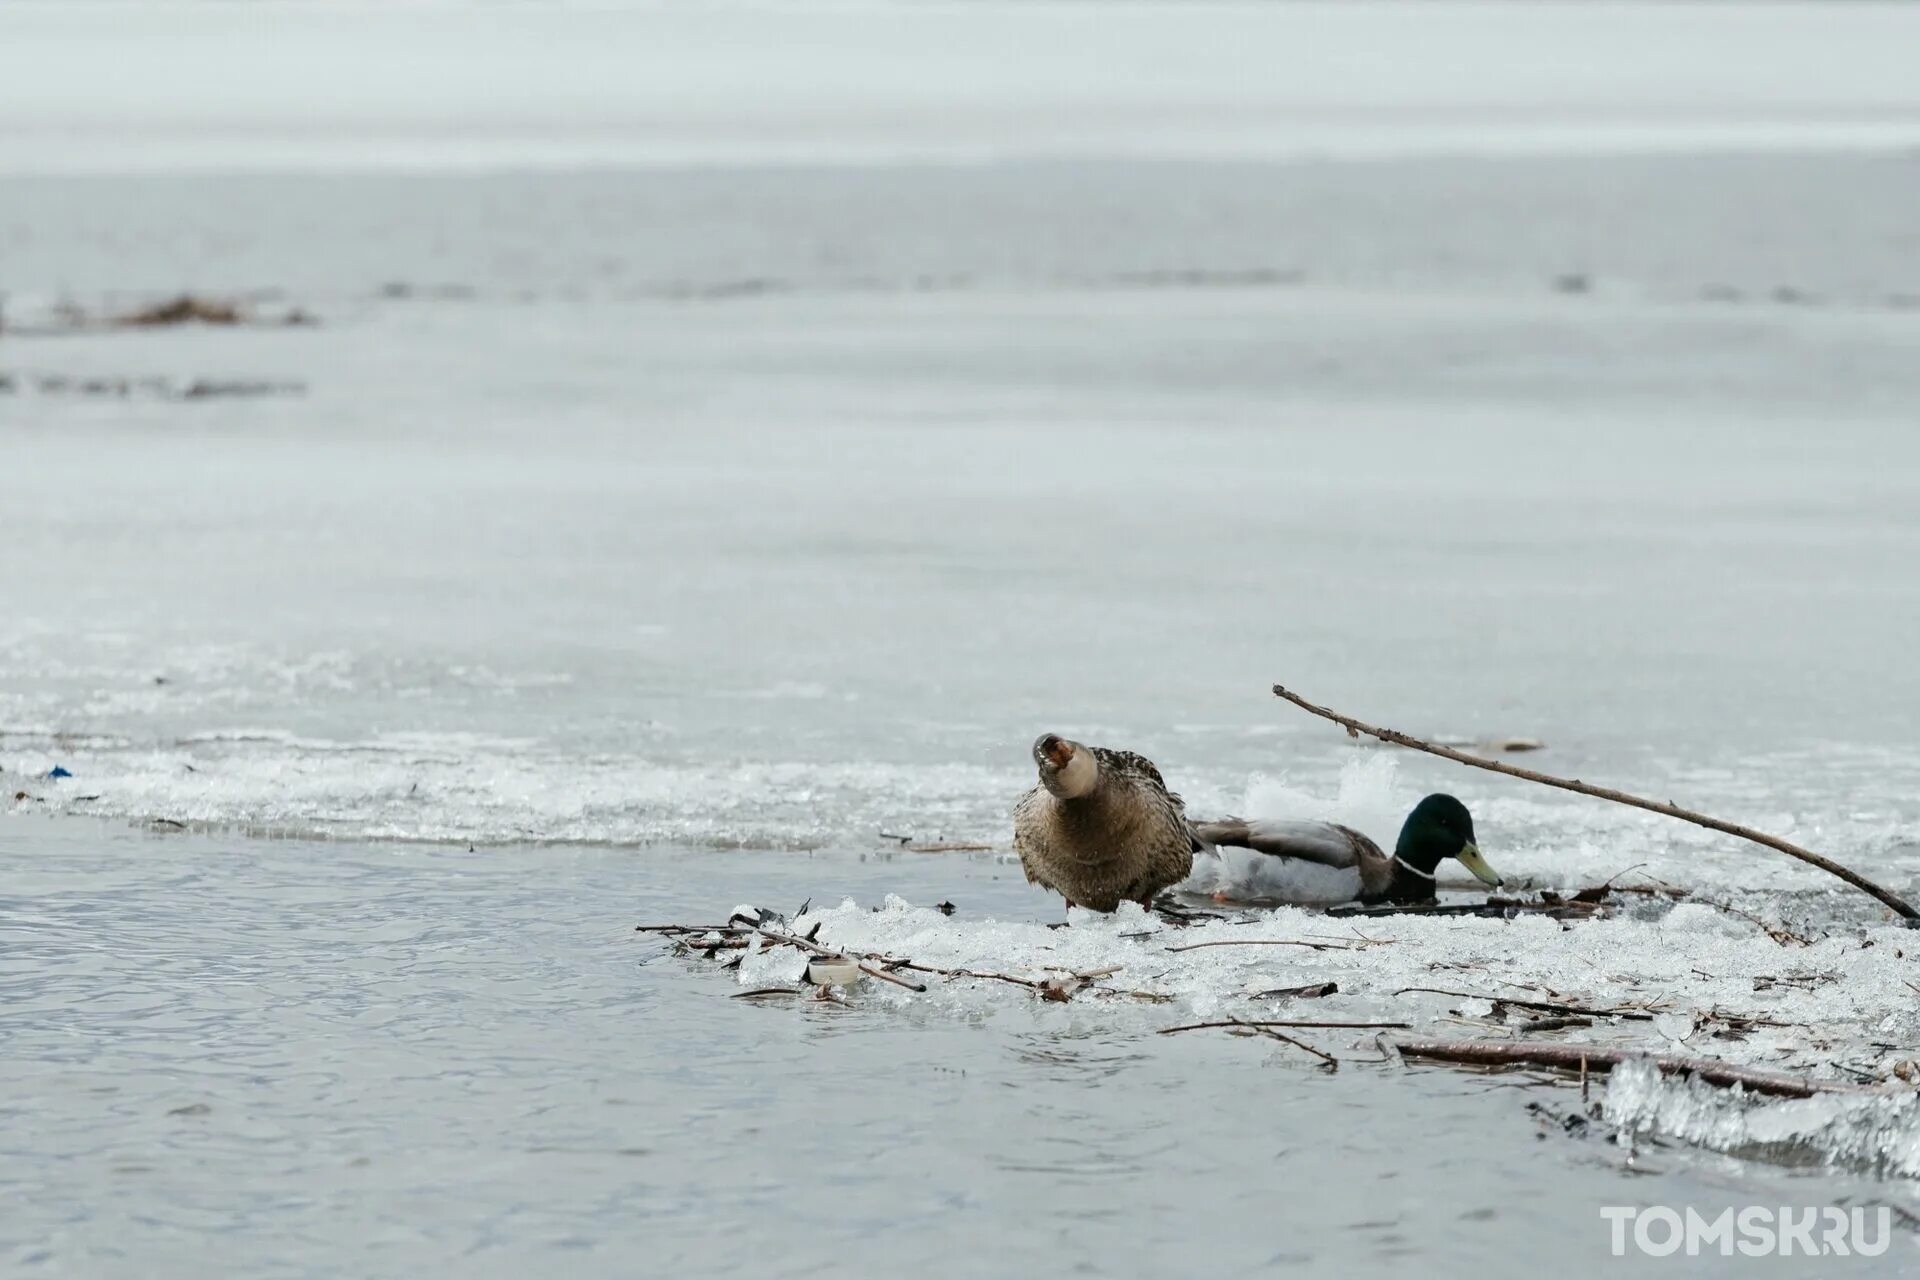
1190;794;1501;906
1013;734;1199;913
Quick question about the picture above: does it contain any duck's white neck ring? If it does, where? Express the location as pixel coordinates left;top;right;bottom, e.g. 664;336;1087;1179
1391;856;1436;881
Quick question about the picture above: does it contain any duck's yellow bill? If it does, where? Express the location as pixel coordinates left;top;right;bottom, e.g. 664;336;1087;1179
1457;842;1504;889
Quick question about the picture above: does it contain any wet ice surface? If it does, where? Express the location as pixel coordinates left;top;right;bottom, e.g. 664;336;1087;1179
1602;1060;1920;1181
755;887;1920;1122
706;810;1920;1180
6;820;1917;1279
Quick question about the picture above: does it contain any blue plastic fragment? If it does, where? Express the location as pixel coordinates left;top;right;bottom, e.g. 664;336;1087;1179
47;765;72;779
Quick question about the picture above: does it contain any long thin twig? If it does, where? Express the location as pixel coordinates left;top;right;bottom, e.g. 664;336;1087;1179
1047;964;1124;979
1392;1039;1882;1098
758;927;1040;995
1165;938;1361;954
1252;981;1339;1000
1234;1018;1339;1069
857;963;928;992
1327;899;1604;920
1173;1016;1344;1068
1271;683;1920;922
1697;899;1816;947
1518;1016;1594;1034
1160;1019;1411;1033
888;960;1043;989
1393;986;1656;1022
752;925;844;958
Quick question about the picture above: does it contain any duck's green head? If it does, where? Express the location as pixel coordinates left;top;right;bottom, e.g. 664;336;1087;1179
1394;794;1502;888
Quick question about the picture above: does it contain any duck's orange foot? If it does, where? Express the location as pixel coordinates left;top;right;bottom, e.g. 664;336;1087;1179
1210;890;1238;904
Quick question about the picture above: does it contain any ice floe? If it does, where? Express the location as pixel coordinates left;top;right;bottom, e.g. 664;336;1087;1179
654;887;1920;1173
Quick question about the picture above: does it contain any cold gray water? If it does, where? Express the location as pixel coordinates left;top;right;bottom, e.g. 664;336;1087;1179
6;2;1920;1275
8;819;1918;1278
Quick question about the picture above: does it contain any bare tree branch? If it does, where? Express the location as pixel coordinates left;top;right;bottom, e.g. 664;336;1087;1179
1392;1039;1880;1098
1271;683;1919;922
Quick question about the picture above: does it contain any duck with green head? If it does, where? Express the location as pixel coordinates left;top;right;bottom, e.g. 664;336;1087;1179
1191;794;1502;906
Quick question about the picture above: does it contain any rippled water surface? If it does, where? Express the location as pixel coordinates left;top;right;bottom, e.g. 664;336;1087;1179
8;821;1914;1278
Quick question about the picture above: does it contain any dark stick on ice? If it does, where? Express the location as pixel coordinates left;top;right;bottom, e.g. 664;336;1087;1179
887;959;1043;989
857;963;928;992
1392;986;1657;1022
1165;938;1364;954
1251;981;1339;1000
1271;682;1920;922
1600;872;1811;945
1517;1016;1594;1034
1211;1017;1340;1069
1689;897;1814;946
1391;1039;1883;1098
1326;900;1603;921
1159;1019;1411;1033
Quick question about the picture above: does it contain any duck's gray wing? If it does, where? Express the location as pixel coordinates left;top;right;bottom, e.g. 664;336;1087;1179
1190;818;1373;871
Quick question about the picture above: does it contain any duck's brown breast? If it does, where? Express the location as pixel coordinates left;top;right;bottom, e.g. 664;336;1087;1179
1013;779;1194;911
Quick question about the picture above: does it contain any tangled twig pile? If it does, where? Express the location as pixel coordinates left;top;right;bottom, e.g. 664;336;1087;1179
639;910;1174;1005
638;878;1905;1099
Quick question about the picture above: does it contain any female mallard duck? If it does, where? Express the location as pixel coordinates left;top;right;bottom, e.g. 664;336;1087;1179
1013;733;1199;913
1190;794;1502;906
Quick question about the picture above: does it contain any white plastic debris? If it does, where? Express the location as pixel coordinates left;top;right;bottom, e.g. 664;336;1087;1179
805;955;862;987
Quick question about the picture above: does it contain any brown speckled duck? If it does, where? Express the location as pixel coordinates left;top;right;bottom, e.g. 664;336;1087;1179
1013;734;1199;912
